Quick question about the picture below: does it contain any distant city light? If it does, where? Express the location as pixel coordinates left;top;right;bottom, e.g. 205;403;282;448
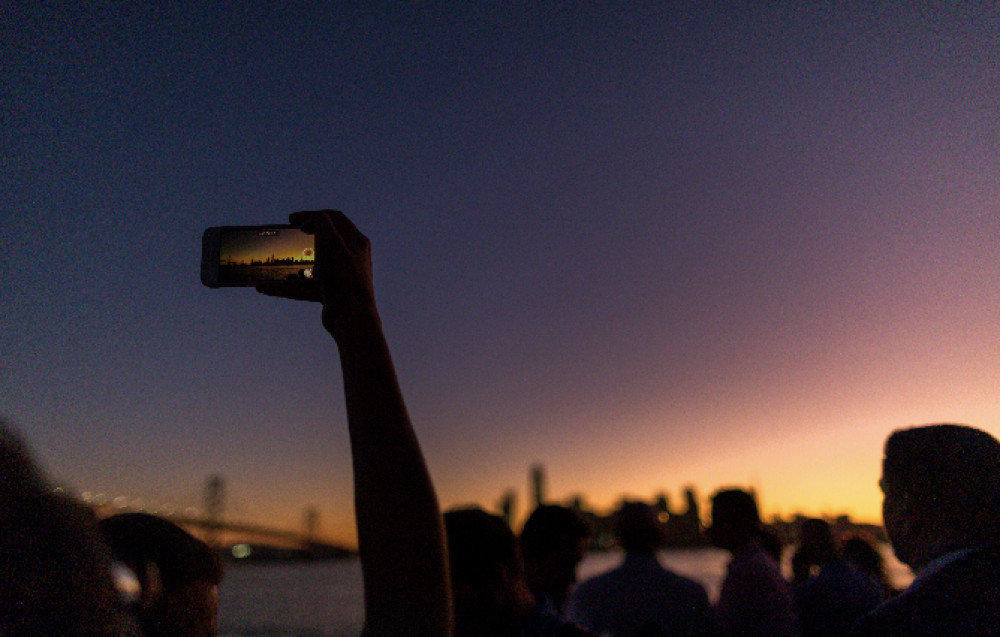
111;562;142;605
232;544;253;559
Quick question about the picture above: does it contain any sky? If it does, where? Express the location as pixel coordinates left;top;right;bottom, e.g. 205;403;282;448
4;2;999;547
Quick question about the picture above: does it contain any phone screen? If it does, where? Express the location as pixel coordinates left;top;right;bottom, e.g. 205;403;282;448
204;226;315;286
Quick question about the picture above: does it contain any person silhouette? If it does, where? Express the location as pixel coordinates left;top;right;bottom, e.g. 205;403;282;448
0;421;140;636
566;501;719;637
444;507;594;637
98;513;223;637
791;518;882;637
758;527;785;566
840;534;895;599
520;504;590;615
850;424;1000;636
710;489;799;637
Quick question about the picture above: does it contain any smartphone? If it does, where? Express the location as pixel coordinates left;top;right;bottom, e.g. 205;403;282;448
201;225;316;287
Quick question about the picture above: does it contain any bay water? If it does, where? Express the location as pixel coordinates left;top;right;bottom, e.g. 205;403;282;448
218;546;911;637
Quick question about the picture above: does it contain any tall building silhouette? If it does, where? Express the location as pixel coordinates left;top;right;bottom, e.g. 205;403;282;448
654;492;671;522
669;487;703;546
499;490;517;528
530;464;546;509
684;488;700;523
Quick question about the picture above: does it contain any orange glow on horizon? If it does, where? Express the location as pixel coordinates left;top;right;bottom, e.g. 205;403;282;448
220;227;314;264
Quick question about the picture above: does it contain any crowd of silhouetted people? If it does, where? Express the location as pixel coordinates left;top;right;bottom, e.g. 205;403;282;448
4;211;1000;637
443;490;895;637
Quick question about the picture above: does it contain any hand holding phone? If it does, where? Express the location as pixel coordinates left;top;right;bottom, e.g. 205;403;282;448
202;211;452;634
268;211;376;337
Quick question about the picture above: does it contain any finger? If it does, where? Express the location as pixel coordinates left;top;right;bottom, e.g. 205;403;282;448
255;281;323;302
288;209;336;232
288;210;315;232
289;209;347;229
291;209;365;240
307;211;354;257
325;210;364;244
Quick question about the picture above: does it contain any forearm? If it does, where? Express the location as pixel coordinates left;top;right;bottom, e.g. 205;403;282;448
336;316;452;636
260;209;452;634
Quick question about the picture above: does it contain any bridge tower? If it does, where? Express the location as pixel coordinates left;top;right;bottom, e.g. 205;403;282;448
303;506;319;544
203;475;225;548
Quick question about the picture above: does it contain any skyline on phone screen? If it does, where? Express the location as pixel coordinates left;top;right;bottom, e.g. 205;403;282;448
219;228;315;265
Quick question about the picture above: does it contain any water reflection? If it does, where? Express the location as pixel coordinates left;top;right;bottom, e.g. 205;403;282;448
217;546;912;637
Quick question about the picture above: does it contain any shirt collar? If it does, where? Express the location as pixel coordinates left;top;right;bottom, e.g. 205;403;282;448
910;548;975;591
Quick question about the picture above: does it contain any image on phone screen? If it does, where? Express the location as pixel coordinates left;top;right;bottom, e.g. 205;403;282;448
216;227;315;285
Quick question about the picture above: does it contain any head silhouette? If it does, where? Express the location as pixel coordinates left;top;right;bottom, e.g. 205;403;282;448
880;423;1000;569
519;504;589;611
710;489;761;552
797;517;835;564
1;420;138;636
616;501;664;555
444;507;534;637
99;513;223;637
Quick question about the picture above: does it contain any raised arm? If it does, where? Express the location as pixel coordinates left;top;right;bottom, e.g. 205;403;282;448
259;210;452;636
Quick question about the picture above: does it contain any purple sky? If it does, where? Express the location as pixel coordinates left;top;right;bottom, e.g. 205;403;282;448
4;2;999;545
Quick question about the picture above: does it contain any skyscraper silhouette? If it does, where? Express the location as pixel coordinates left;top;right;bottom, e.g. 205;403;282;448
531;464;546;509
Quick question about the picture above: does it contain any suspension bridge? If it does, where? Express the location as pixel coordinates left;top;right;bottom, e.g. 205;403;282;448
75;475;353;559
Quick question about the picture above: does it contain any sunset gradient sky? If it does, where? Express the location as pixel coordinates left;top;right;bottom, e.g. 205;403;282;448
5;2;999;546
